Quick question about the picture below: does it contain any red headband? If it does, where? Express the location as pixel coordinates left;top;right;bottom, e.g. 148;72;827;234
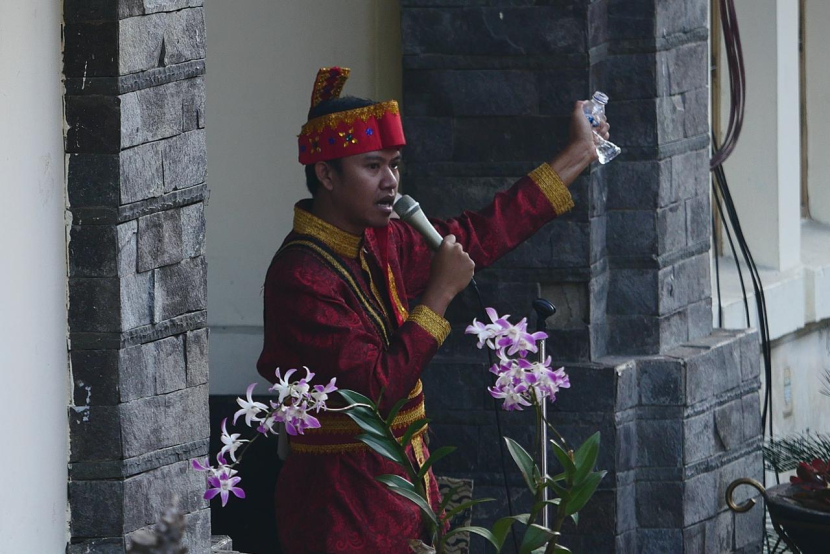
298;67;406;165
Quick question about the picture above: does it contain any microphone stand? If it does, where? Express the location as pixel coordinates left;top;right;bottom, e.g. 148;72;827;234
532;298;556;528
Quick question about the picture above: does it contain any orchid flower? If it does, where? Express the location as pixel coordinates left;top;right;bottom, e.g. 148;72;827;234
204;471;246;507
282;401;321;435
465;307;511;349
233;383;268;427
310;377;338;411
218;418;247;462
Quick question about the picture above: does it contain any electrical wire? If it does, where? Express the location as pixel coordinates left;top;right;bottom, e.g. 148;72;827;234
711;0;747;169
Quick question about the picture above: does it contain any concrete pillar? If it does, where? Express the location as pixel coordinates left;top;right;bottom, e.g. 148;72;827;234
63;1;210;551
401;0;763;552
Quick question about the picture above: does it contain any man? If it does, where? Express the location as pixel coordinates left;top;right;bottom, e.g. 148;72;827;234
257;66;610;553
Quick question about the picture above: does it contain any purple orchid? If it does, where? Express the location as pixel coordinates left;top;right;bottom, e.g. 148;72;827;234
204;471;246;507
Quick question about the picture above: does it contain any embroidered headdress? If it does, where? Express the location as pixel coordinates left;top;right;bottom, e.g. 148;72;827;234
298;66;406;165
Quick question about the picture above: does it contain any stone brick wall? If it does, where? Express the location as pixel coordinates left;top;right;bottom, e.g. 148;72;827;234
64;1;210;551
400;1;763;552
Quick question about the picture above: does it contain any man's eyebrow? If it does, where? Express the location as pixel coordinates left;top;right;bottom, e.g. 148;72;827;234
362;154;402;163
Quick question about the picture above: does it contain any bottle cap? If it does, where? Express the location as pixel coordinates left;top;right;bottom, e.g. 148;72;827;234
592;91;609;105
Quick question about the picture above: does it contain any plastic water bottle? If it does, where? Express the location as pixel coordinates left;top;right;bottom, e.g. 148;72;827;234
582;91;621;164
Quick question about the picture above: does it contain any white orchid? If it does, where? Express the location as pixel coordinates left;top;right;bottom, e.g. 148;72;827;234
233;383;268;427
218;418;247;462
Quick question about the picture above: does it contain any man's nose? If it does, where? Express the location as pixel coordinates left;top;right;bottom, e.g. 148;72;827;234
380;167;398;189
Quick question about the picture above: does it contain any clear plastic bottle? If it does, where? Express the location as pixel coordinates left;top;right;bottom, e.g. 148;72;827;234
582;91;621;164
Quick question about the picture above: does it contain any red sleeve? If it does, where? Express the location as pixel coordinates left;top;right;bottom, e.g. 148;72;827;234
256;254;451;413
392;163;575;299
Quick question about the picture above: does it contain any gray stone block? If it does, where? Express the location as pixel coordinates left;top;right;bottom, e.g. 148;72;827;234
609;269;658;316
638;357;684;405
717;450;763;514
608;98;658;148
142;0;203;15
606;158;671;210
740;330;761;383
660;253;709;314
683;470;718;526
453;116;566;163
404;69;537;117
607;210;657;258
149;335;186;394
603;52;659;100
741;392;762;445
670;148;708;202
186;328;209;387
68;154;121;207
119;343;154;402
70;225;118;277
122;459;207;532
153;256;207;322
138;209;184;271
636;418;682;467
615;360;639;411
120;270;154;330
639;528;682;554
656;0;708;36
120;384;209;458
117;221;138;276
182;508;211;554
687;298;714;341
733;496;764;550
67;537;125;554
65;95;122;154
637;481;683;527
684;412;716;465
664;41;708;96
607;315;659;355
120;141;164;204
64;21;119;78
401;8;583;56
616;422;638;471
70;405;122;462
121;77;205;148
69;480;125;537
616;481;637;533
684;350;715;405
685;194;711;246
714;398;743;451
69;278;121;333
163;130;207;192
181;203;206;258
72;350;121;406
657;202;686;255
682;519;708;554
537;68;590;116
401;117;452;162
119;8;205;75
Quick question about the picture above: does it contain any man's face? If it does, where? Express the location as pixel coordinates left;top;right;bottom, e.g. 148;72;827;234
327;149;401;233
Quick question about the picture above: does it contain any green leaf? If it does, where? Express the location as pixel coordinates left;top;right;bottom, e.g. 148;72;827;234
554;544;573;553
337;389;375;409
343;406;388;438
550;440;576;478
563;470;606;516
439;497;495;524
529;499;561;523
505;437;538;494
572;432;600;486
490;514;531;551
519;524;557;554
401;418;431;447
548;478;569;500
384;485;439;526
385;396;410;428
417;446;456;480
376;474;416;492
444;526;499;551
569;512;579;527
357;433;407;466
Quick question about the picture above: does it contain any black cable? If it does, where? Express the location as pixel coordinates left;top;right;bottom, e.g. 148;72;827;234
713;203;723;327
469;278;520;553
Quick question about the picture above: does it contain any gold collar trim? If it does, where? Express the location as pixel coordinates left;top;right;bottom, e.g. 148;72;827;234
293;206;362;259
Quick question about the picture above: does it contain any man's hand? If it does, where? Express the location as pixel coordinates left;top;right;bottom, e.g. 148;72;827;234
420;235;475;316
550;101;612;186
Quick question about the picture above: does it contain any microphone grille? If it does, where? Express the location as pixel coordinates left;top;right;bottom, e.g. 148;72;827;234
392;194;419;220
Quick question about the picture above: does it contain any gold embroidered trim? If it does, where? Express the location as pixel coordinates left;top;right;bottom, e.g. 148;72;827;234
301;101;401;136
409;305;451;345
311;67;350;110
286;239;390;345
290;425;428;455
293;207;362;259
407;379;423;400
387;266;409;321
360;250;391;321
411;434;432;506
529;163;574;216
304;397;426;434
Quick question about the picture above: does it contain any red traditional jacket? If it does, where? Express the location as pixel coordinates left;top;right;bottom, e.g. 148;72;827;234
257;163;573;554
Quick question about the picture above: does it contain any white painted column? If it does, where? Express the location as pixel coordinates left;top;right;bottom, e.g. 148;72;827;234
805;0;830;224
0;1;69;551
720;0;801;271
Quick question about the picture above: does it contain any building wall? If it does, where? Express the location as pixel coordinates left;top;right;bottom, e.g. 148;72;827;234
0;1;69;551
204;0;402;394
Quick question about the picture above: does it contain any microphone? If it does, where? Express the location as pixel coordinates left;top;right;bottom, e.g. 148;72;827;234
393;194;444;251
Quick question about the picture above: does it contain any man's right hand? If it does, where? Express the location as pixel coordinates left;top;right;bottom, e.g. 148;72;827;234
420;234;475;316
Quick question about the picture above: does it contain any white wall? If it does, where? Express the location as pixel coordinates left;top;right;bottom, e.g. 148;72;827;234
204;0;402;394
0;2;68;551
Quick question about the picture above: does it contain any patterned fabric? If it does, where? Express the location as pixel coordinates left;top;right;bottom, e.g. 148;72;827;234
437;476;475;554
257;165;571;553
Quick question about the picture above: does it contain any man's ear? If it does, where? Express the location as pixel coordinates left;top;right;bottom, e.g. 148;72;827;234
315;161;337;192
